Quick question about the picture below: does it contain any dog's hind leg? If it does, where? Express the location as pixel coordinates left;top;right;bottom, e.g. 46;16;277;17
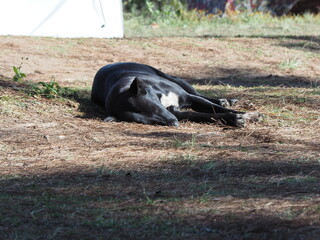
187;95;239;114
203;97;239;107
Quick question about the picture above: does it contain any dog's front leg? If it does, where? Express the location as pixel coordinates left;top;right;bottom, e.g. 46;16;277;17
175;111;246;127
119;112;179;126
168;107;260;127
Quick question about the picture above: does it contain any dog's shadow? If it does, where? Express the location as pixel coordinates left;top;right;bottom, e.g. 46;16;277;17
69;88;105;120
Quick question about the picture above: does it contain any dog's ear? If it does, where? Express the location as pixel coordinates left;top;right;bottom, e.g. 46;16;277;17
130;77;147;95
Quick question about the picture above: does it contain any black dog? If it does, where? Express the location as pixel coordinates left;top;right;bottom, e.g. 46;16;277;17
91;62;260;127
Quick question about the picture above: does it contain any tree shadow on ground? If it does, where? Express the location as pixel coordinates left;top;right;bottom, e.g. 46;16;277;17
260;35;320;53
126;129;320;152
1;156;320;239
279;40;320;53
179;68;319;88
267;35;320;43
199;35;320;53
0;75;13;87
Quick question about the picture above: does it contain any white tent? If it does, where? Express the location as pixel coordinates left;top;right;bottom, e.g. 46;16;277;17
0;0;124;38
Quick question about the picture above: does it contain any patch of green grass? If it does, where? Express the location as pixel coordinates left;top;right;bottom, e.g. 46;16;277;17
269;175;318;187
125;11;320;37
284;176;317;186
303;205;320;215
0;95;15;102
0;95;28;117
279;208;303;221
165;154;199;169
171;134;197;148
279;56;302;70
30;77;77;99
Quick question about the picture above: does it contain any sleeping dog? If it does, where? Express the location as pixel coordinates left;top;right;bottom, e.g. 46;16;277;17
91;62;260;127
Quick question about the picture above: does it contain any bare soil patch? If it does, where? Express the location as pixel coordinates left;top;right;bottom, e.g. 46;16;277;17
0;36;319;239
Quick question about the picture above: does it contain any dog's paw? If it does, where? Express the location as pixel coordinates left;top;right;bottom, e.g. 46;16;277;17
218;99;230;107
167;106;179;113
219;112;262;127
218;113;246;128
228;98;239;106
218;98;239;107
230;113;247;127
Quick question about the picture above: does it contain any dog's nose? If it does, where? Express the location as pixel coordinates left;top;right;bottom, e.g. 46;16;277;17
171;120;179;127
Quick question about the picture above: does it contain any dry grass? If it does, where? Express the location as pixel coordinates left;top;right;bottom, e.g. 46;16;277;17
0;35;320;239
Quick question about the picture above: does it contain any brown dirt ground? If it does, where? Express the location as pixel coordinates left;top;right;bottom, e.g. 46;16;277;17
0;35;320;239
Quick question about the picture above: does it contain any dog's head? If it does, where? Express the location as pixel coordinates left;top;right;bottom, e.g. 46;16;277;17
113;77;179;126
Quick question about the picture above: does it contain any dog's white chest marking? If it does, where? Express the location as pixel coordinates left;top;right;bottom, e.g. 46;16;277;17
160;92;179;108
